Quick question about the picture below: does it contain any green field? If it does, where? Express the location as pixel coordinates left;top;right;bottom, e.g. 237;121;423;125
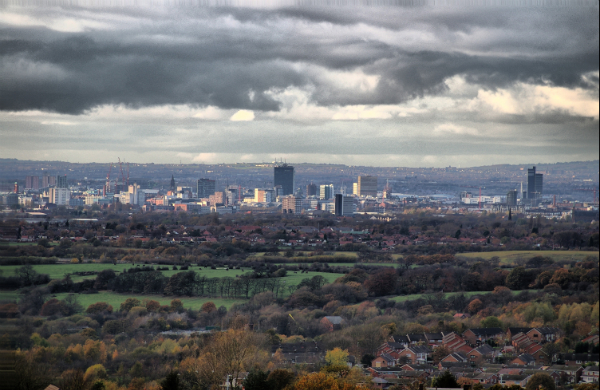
247;251;360;258
457;250;598;264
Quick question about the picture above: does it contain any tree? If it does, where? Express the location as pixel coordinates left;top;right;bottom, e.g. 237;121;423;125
243;367;271;390
361;354;375;367
506;266;533;290
267;369;295;390
16;264;38;286
201;301;217;313
86;302;113;314
525;373;556;390
170;299;184;312
160;371;179;390
60;369;89;390
433;370;460;388
432;346;451;364
120;298;142;312
467;299;483;314
363;268;397;297
325;348;349;366
480;316;503;329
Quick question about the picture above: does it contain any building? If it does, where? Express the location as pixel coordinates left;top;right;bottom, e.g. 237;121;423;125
527;167;543;204
209;192;226;205
358;176;377;197
274;164;294;195
353;183;358;195
197;179;216;198
320;316;344;332
507;190;518;206
254;189;274;203
25;176;40;190
42;174;56;188
319;184;334;200
335;194;355;217
56;175;68;188
463;328;504;346
282;196;302;214
306;183;317;196
48;187;70;205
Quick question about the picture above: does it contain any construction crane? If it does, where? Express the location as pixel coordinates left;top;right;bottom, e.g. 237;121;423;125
458;185;485;210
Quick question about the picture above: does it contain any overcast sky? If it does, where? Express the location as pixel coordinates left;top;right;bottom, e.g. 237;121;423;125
0;1;598;167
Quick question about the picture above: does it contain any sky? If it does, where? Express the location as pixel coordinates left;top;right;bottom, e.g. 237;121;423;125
0;1;598;167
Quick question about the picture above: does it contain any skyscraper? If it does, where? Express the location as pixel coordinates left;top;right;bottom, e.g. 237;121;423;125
56;175;68;188
507;190;518;206
306;182;317;196
319;184;334;200
25;176;39;190
274;164;294;195
527;166;543;204
197;178;216;198
335;194;355;216
357;176;377;197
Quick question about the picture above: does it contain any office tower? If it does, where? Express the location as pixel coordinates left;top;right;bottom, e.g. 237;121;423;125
507;190;518;206
25;176;39;190
56;175;68;188
335;194;355;216
273;185;284;198
319;184;334;200
527;166;543;203
352;183;358;195
197;178;216;198
274;164;294;195
306;182;317;196
357;176;377;197
226;188;238;205
209;191;226;205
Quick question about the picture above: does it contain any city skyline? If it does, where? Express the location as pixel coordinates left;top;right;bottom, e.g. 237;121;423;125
0;2;598;167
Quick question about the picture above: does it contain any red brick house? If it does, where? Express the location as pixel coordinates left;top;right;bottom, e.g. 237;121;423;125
526;327;561;344
463;328;504;347
320;316;344;332
397;346;432;365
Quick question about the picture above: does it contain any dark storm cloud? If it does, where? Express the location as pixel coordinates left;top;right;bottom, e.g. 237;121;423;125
0;5;597;114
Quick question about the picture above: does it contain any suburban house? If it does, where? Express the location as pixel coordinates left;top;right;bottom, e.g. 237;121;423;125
424;333;444;347
398;346;432;365
511;354;537;366
581;366;599;383
560;353;600;366
320;316;344;332
507;328;533;340
463;328;504;346
442;352;469;363
468;344;496;363
372;353;396;368
526;327;561;344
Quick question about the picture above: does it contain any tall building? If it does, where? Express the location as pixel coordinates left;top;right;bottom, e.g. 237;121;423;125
42;173;55;188
352;183;358;195
25;176;39;190
306;182;317;196
357;176;377;197
335;194;355;216
274;164;294;195
282;195;302;214
197;178;216;198
56;175;68;188
527;166;543;204
507;190;518;206
254;189;274;203
49;187;70;205
170;175;176;192
319;184;334;200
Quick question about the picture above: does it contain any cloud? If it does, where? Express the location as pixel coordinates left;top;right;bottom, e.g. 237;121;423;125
230;110;255;121
434;123;479;136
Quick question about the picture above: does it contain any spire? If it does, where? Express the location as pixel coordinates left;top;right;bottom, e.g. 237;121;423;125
170;175;175;192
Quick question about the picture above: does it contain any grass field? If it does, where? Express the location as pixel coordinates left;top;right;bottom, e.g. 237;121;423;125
457;250;598;264
247;251;360;258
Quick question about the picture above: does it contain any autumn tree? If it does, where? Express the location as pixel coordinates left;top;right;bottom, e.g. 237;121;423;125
525;373;556;390
363;268;397;296
201;301;217;313
467;299;483;314
120;298;142;312
432;346;451;364
86;302;113;314
325;348;349;366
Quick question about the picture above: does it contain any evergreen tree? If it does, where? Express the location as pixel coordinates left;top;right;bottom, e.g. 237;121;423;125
433;370;459;388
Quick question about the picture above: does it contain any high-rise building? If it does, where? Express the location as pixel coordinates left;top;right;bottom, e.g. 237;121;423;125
274;164;294;195
25;176;40;190
507;190;518;206
319;184;334;200
357;176;377;197
282;195;302;214
254;189;274;203
352;183;358;195
49;187;70;205
56;175;68;188
170;175;176;192
197;178;216;198
335;194;355;216
527;166;543;204
306;182;317;196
